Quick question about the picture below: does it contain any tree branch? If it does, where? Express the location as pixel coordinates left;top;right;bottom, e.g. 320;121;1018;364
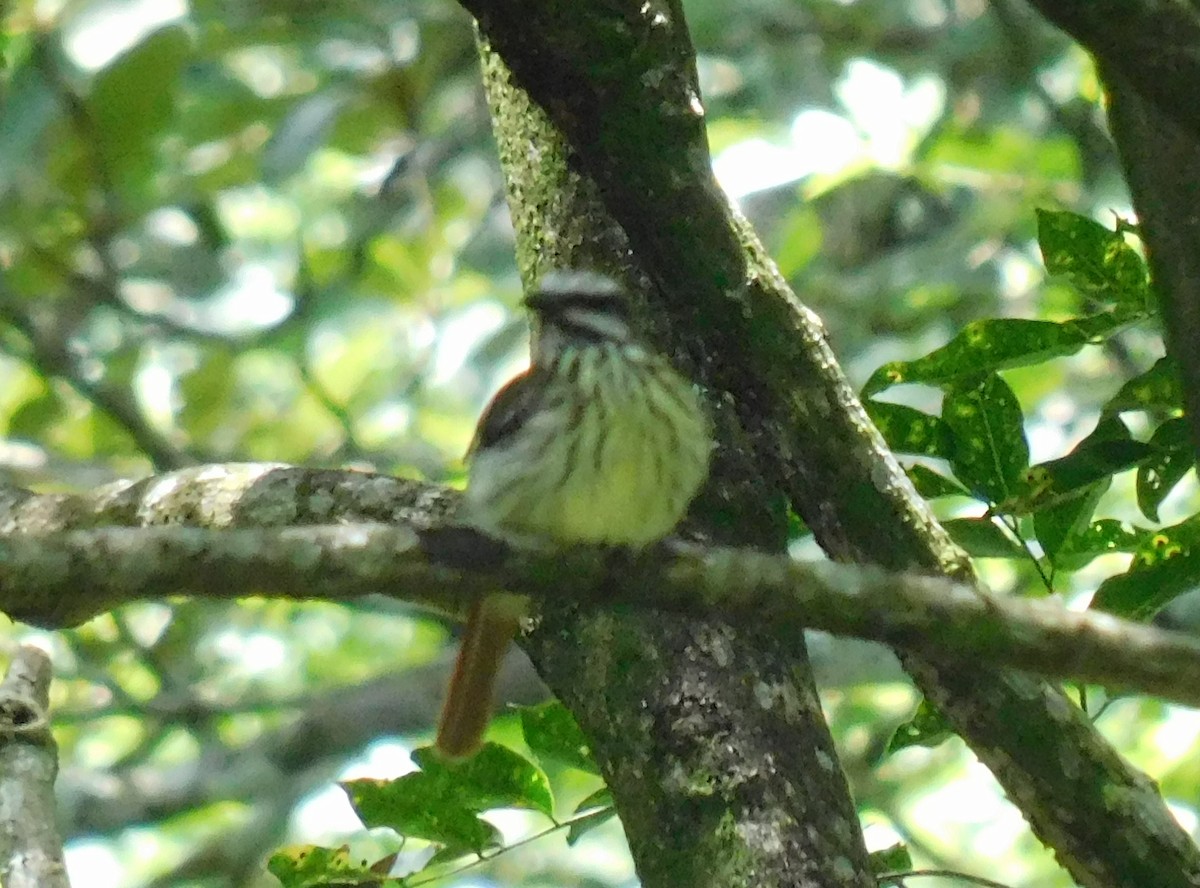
5;469;1200;711
1102;67;1200;462
0;645;69;888
0;287;192;472
1023;0;1200;140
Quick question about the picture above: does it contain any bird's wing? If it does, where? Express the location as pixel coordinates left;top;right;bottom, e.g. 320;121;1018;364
467;366;549;458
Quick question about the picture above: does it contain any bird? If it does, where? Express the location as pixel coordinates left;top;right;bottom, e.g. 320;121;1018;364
434;269;713;759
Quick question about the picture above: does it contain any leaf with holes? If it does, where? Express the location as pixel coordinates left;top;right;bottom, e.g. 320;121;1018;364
1036;209;1150;308
864;400;954;458
410;743;555;818
1137;417;1194;522
1092;550;1200;622
1104;357;1183;416
1054;520;1150;572
1091;516;1200;619
862;313;1139;396
943;374;1029;503
888;699;954;753
869;843;914;877
343;776;499;854
267;845;404;888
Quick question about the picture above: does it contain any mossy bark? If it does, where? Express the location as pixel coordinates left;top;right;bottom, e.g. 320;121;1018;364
461;1;1200;885
475;22;875;888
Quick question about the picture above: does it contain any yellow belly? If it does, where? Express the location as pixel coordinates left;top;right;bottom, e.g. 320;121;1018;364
464;345;710;546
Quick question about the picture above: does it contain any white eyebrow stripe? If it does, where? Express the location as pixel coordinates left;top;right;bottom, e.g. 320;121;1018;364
558;307;633;341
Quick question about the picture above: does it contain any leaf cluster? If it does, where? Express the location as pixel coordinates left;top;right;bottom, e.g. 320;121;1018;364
865;211;1191;620
270;702;614;886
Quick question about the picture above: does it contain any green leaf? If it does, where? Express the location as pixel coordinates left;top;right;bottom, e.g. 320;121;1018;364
927;125;1079;178
1027;438;1150;500
868;843;914;876
410;743;556;817
422;844;475;868
864;400;954;458
1003;418;1151;514
1137;417;1194;522
943;374;1028;503
1092;516;1200;619
862;313;1139;396
1019;418;1146;562
1054;520;1150;572
566;807;617;846
8;387;64;440
178;347;237;441
267;844;404;888
342;776;499;853
943;517;1023;558
1104;357;1184;415
573;786;613;814
0;48;58;203
887;699;954;754
773;205;824;278
89;25;190;194
1034;482;1107;567
1092;549;1200;622
1036;209;1150;308
519;701;599;774
906;465;970;500
567;789;617;846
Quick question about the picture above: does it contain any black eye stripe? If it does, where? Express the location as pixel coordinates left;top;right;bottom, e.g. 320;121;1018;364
530;293;629;317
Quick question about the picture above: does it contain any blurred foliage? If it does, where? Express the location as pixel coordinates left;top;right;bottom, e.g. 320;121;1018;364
1;0;1199;886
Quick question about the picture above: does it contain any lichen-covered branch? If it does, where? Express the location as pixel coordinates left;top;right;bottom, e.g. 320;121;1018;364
0;645;69;888
5;470;1200;711
0;462;457;536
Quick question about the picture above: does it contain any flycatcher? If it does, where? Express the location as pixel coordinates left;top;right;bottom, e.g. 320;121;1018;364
435;270;712;758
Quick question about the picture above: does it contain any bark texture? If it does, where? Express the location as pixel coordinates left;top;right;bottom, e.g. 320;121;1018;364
1025;0;1200;463
0;646;68;888
474;11;876;887
456;1;1200;885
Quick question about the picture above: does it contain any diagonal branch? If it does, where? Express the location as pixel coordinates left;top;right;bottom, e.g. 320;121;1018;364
0;288;192;472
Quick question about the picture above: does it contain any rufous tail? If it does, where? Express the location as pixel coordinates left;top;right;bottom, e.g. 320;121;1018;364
435;595;522;759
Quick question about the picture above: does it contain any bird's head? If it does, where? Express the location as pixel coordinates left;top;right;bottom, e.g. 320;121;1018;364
526;270;635;364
